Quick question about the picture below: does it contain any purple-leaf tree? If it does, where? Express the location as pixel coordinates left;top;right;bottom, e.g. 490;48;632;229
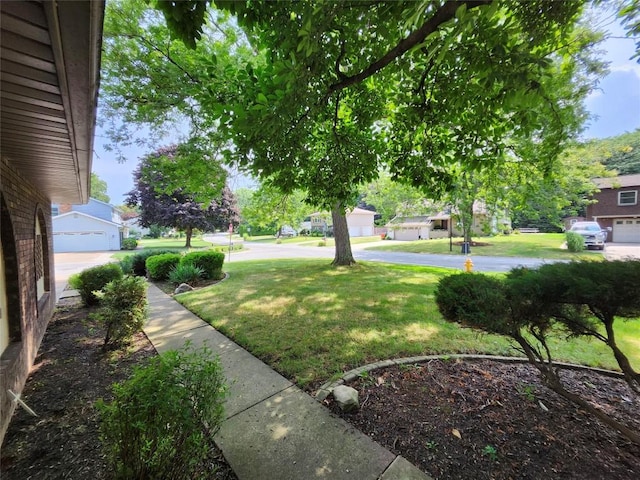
127;145;239;248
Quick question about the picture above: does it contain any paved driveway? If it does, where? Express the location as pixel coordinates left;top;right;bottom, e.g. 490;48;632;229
604;243;640;260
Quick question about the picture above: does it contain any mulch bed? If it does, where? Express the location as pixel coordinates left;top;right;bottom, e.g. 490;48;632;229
327;359;640;480
0;297;236;480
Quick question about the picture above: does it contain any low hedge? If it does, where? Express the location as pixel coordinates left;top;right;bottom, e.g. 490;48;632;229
77;263;124;306
180;251;225;280
130;249;179;276
146;253;182;281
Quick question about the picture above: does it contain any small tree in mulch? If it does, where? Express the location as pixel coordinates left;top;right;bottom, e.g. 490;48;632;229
513;260;640;394
435;270;640;446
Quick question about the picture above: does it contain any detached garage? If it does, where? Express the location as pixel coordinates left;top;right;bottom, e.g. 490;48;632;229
53;212;122;252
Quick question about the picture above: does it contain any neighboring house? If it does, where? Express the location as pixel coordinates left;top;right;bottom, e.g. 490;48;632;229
386;203;510;241
586;174;640;243
0;1;103;441
52;198;128;252
309;207;377;237
53;212;123;252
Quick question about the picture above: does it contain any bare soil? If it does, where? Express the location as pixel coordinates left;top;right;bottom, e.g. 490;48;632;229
0;297;236;480
327;359;640;480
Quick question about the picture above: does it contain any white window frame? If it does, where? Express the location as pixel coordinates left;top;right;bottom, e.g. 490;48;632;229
618;190;638;206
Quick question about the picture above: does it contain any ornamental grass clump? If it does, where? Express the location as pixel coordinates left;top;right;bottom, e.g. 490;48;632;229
168;263;205;285
97;346;227;479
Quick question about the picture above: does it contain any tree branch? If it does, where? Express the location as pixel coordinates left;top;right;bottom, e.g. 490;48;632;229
328;0;491;94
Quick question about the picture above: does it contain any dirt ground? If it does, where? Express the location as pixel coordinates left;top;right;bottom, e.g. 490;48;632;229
328;359;640;480
0;297;236;480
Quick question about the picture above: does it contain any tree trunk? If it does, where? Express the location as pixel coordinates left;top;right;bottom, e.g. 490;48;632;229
185;226;193;248
331;203;355;266
604;318;640;394
513;333;640;445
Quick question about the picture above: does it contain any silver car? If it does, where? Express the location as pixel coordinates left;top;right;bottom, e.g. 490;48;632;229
569;221;607;250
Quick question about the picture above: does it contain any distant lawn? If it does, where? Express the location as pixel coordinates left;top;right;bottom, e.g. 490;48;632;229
111;236;221;260
176;259;638;388
249;235;383;247
368;233;603;260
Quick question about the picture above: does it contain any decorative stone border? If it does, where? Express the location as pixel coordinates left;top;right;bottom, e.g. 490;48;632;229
314;354;626;402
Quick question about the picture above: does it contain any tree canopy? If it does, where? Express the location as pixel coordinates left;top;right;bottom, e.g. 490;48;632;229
103;0;607;264
90;172;110;203
126;145;239;247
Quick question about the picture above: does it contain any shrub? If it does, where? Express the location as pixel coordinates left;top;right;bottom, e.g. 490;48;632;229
435;269;640;445
146;253;182;281
121;238;138;250
92;275;147;350
565;231;585;252
168;263;205;285
118;255;135;275
435;273;512;335
130;249;179;276
180;251;225;280
97;346;227;479
77;263;124;306
68;273;82;290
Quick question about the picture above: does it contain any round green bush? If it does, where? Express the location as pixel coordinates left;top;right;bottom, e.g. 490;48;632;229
131;249;179;276
180;251;225;280
77;263;124;306
121;238;138;250
146;253;182;281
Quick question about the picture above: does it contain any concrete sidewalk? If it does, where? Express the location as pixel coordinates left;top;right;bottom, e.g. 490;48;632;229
144;284;431;480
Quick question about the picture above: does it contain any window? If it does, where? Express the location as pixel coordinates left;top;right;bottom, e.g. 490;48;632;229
618;190;638;206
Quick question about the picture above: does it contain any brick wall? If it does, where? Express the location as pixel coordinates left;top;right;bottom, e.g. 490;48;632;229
587;188;639;218
0;156;56;442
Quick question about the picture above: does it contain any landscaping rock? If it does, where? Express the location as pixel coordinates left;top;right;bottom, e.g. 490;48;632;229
174;283;194;294
332;385;359;412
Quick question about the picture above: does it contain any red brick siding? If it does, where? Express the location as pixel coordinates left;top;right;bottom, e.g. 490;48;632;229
0;157;56;442
586;187;640;242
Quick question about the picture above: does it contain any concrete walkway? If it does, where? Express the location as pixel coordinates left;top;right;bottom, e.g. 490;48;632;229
144;284;431;480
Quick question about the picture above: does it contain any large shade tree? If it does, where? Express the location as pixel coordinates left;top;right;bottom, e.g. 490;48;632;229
126;145;239;247
103;0;607;265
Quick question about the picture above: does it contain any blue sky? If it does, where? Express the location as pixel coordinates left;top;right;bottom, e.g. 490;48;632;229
92;18;640;205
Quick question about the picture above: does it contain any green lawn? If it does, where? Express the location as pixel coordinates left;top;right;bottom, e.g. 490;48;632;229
248;235;383;247
368;233;603;260
176;259;638;388
111;237;224;260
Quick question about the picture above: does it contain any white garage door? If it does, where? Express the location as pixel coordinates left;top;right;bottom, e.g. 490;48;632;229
348;226;362;237
613;219;640;243
54;231;109;252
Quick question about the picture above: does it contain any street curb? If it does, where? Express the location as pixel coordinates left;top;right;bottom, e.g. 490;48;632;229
315;354;626;402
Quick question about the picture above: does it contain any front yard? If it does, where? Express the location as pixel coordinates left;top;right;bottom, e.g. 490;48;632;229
176;259;639;387
367;233;603;259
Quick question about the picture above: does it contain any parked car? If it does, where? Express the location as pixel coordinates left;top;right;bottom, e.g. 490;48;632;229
569;221;607;250
276;226;298;238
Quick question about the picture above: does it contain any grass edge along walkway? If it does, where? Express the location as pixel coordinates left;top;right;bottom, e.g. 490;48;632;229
175;259;639;388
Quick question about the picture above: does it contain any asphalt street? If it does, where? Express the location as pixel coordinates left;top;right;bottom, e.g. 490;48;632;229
205;234;577;273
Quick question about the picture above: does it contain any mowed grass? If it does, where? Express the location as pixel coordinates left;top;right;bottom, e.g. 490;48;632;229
111;237;215;260
250;235;382;246
368;233;603;260
176;259;639;387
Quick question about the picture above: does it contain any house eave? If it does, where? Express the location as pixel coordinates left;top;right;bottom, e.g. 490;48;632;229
1;0;105;204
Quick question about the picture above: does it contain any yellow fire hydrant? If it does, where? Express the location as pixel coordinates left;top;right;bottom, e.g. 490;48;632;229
464;257;474;272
